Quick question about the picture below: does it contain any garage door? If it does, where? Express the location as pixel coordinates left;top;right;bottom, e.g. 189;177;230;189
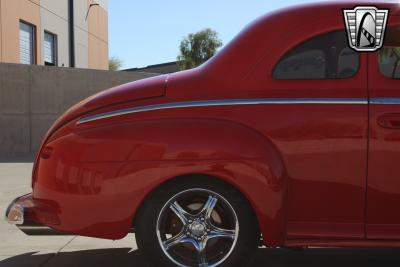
19;22;35;64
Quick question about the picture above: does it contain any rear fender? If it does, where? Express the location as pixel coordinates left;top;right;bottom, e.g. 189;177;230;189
39;118;287;244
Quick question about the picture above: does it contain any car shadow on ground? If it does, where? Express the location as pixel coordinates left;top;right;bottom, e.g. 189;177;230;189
1;248;400;267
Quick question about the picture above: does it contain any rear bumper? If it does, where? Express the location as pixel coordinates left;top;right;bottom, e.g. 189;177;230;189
5;194;68;236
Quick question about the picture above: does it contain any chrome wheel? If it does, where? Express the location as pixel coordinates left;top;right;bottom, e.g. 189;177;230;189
156;189;239;267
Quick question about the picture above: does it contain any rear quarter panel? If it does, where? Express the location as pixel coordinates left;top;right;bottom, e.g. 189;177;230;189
34;117;286;243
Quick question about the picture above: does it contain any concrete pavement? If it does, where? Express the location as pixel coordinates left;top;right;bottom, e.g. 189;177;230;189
1;163;400;267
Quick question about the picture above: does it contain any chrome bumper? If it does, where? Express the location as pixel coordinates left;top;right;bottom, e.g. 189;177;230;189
5;194;68;236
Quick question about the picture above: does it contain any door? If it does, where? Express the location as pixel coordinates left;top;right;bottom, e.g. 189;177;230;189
367;20;400;239
267;31;369;239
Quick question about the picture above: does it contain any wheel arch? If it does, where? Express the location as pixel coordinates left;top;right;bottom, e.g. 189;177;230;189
134;173;259;225
132;168;287;247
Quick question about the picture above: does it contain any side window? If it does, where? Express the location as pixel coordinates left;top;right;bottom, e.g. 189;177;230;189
44;31;58;66
378;27;400;79
273;31;360;80
19;21;36;65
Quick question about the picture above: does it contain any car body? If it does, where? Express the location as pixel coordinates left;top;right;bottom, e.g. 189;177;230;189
5;0;400;266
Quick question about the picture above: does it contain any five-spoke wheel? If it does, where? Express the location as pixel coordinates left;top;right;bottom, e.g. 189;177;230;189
136;178;259;267
157;189;239;266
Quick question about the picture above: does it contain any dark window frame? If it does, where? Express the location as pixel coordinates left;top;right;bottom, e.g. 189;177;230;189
44;30;58;67
19;20;37;65
272;31;361;81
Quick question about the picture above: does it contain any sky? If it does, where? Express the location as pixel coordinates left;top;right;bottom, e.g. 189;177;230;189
109;0;322;69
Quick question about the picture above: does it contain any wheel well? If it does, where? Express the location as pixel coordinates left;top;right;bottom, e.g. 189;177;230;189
132;173;260;234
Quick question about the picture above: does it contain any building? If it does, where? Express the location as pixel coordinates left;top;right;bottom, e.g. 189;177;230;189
125;61;181;74
0;0;108;70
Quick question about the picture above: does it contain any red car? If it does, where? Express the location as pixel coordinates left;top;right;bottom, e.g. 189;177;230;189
5;1;400;266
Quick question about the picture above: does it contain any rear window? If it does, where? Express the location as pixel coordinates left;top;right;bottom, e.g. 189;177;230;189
273;31;360;80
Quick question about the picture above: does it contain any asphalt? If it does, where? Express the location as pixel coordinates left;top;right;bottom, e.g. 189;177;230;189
1;163;400;267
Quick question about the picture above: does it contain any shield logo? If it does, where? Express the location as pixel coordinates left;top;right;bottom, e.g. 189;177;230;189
343;6;389;52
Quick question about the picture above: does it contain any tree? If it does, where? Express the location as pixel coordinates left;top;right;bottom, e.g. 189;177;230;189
177;28;223;70
109;56;123;71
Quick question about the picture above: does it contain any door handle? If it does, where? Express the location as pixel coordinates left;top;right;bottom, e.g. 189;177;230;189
378;114;400;129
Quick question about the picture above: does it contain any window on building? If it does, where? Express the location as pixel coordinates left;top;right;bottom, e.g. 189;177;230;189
378;27;400;79
44;31;58;66
273;31;360;80
19;21;36;65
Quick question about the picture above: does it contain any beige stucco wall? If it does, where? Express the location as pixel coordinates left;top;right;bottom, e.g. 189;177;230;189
95;0;108;11
74;0;89;68
40;0;70;67
73;0;109;70
0;0;109;70
0;0;42;64
88;0;108;70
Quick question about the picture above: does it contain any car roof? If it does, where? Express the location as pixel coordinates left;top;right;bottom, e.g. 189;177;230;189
203;0;400;82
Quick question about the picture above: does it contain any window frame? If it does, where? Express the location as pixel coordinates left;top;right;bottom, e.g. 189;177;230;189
19;20;37;65
272;30;361;81
44;30;58;67
378;47;400;80
377;26;400;80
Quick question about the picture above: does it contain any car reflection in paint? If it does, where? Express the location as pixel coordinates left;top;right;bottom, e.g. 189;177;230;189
5;1;400;267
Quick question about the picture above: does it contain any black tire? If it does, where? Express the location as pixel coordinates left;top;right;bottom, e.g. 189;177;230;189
135;176;260;267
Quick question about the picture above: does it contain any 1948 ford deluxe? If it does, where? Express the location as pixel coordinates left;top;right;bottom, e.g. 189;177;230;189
5;1;400;266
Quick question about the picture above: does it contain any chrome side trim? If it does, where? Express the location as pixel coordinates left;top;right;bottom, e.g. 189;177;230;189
77;98;368;125
370;98;400;105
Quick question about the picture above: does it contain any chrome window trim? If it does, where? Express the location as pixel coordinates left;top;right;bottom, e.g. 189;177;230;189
77;98;368;125
370;98;400;105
